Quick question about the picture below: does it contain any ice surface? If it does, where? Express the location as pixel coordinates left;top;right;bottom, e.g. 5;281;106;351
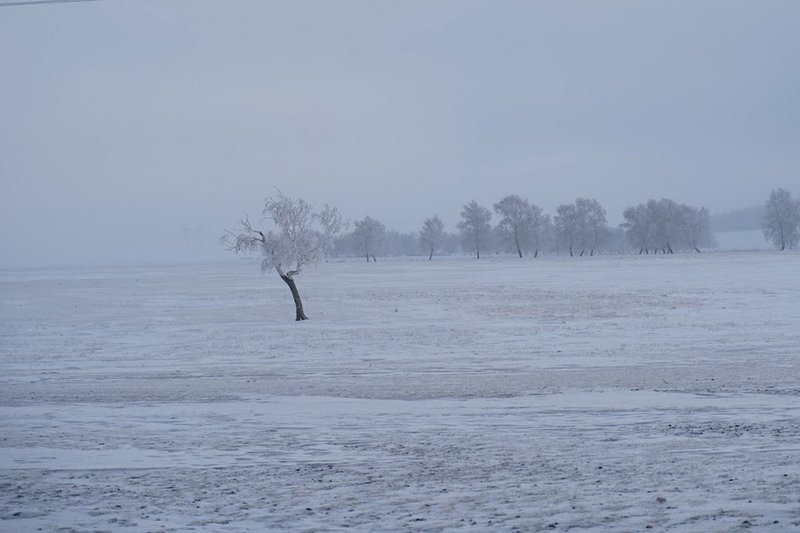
1;252;799;531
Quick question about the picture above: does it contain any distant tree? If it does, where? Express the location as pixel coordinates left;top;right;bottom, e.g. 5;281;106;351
651;198;682;254
621;203;653;254
457;201;492;259
682;205;716;252
222;192;342;321
353;216;386;262
554;198;609;256
575;198;609;256
494;195;543;258
494;195;529;258
762;188;800;251
554;203;579;256
538;215;556;255
420;215;445;260
316;204;347;258
623;199;715;254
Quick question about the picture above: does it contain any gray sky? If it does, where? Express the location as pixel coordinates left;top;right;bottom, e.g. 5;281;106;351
1;0;799;267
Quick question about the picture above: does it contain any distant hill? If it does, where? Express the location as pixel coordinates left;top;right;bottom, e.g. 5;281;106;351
711;206;764;232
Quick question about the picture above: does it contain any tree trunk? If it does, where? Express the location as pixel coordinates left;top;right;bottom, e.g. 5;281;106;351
371;254;377;262
534;248;538;258
428;247;433;261
279;274;308;321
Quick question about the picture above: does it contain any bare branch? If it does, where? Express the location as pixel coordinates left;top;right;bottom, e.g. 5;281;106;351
220;214;269;254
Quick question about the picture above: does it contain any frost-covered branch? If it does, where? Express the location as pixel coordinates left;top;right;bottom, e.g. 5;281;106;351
220;215;266;254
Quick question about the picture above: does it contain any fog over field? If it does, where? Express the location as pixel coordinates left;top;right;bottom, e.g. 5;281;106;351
1;0;799;267
2;1;800;532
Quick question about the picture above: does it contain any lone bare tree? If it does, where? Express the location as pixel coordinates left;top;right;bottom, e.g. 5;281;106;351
763;188;800;251
420;215;445;260
222;192;342;321
457;201;492;259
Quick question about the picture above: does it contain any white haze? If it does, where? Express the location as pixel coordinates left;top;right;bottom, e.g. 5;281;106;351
1;0;799;267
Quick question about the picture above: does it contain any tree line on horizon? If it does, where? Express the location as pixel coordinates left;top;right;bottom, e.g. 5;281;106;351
332;188;799;260
333;196;717;261
222;188;799;320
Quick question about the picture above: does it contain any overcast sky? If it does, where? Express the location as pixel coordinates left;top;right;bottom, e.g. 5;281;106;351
1;0;799;267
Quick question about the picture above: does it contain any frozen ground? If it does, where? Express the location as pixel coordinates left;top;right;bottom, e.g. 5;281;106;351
1;252;799;531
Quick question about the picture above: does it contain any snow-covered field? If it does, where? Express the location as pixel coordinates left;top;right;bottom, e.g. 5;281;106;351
1;252;799;532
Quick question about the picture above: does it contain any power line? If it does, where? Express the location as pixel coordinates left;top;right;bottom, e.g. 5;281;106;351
0;0;101;7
